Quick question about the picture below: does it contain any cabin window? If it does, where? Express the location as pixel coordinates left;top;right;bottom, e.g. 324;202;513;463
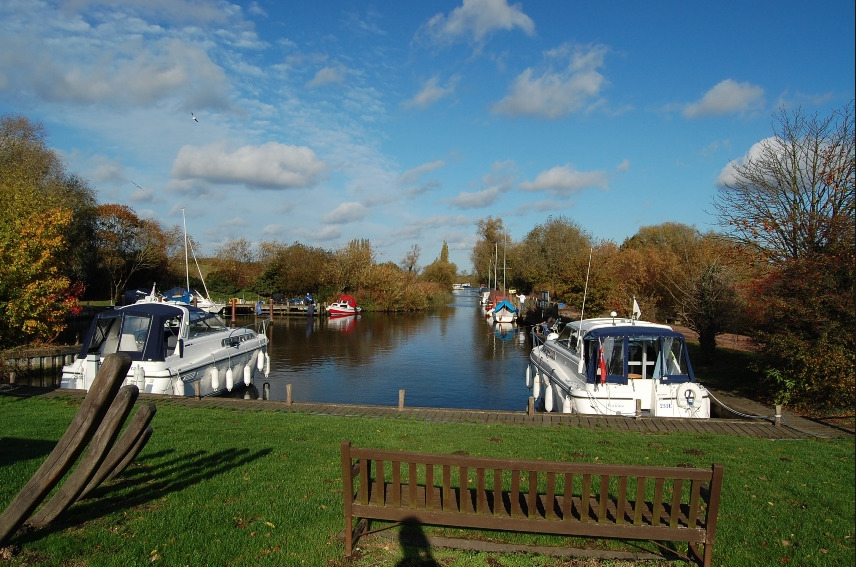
627;337;659;379
187;311;228;339
117;315;151;354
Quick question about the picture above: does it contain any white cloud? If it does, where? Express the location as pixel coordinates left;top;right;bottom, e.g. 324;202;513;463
420;0;535;46
519;165;608;195
307;65;347;87
322;201;369;224
451;186;502;208
404;75;459;109
683;79;765;118
399;160;446;185
171;142;326;189
492;44;609;118
716;137;772;186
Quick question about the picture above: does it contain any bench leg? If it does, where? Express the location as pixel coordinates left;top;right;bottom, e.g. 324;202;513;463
345;518;370;557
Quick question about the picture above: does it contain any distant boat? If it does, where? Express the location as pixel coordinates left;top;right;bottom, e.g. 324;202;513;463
60;302;270;397
327;294;361;316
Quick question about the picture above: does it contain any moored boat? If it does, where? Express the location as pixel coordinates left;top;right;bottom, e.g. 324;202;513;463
60;302;270;397
526;313;710;418
327;294;361;316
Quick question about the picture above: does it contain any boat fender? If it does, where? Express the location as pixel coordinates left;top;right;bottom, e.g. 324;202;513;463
562;394;572;413
544;380;554;413
172;378;183;396
256;351;265;372
525;366;532;389
676;383;702;408
226;367;234;392
264;353;270;377
546;332;559;341
244;364;252;386
134;365;145;390
209;366;220;391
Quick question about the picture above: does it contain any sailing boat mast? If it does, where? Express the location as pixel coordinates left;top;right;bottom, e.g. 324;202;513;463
493;243;498;291
502;233;507;292
182;208;190;292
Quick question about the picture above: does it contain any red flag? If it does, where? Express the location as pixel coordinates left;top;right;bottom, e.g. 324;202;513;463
598;339;607;384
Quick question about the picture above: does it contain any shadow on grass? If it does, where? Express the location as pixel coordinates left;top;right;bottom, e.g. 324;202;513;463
0;438;58;468
11;446;272;545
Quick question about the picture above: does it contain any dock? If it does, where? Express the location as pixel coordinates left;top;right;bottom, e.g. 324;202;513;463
222;299;328;317
5;386;851;441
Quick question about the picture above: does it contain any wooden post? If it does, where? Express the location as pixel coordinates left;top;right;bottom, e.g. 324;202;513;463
398;389;405;411
269;299;273;319
230;298;237;322
775;404;782;427
635;399;642;419
193;380;201;399
527;396;535;416
286;383;293;405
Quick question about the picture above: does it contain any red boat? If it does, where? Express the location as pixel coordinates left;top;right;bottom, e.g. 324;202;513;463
327;294;361;316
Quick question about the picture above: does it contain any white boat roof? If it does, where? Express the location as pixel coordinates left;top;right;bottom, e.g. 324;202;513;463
567;317;674;334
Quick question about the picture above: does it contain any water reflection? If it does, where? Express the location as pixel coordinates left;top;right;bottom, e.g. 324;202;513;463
231;291;532;411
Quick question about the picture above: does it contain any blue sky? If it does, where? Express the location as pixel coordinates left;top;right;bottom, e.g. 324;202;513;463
1;1;853;270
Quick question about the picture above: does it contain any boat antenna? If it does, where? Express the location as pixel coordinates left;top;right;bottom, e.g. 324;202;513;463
576;247;594;375
182;208;190;292
579;247;593;325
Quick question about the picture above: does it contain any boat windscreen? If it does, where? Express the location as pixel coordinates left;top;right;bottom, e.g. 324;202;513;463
187;310;227;337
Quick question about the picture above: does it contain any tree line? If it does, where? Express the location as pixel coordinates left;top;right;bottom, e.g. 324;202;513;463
1;103;853;413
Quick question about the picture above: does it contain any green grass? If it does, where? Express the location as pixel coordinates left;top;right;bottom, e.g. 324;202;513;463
1;395;853;566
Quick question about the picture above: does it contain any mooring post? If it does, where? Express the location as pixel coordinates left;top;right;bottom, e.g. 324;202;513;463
635;399;642;419
193;380;201;399
775;404;782;427
286;383;293;405
230;298;237;323
263;382;270;400
527;396;535;416
398;389;405;411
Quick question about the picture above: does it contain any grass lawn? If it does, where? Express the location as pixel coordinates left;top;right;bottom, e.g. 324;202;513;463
0;394;853;567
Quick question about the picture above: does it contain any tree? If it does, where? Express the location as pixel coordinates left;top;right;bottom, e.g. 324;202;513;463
714;101;855;411
213;237;257;291
0;208;84;345
422;241;457;291
401;244;421;273
95;204;167;305
713;101;854;262
470;216;506;287
516;216;591;297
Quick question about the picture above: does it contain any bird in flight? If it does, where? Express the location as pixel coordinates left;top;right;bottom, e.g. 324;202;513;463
131;181;142;189
191;112;199;122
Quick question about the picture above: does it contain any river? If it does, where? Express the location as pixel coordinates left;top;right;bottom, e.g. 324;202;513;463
233;290;533;411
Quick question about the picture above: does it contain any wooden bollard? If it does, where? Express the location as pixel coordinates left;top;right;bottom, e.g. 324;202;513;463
398;389;405;411
193;380;201;399
635;399;642;419
775;404;782;427
286;383;293;405
527;396;535;416
269;299;273;319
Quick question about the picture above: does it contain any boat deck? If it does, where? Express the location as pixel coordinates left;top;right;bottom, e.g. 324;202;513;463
4;386;850;440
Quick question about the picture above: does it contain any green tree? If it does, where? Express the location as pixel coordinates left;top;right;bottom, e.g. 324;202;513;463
422;241;457;292
515;215;591;297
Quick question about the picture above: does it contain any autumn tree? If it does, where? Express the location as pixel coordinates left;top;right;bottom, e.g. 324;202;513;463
211;237;257;292
325;238;375;293
421;241;457;291
515;215;591;297
95;204;167;305
0;114;94;344
470;216;508;289
714;101;855;411
401;244;421;274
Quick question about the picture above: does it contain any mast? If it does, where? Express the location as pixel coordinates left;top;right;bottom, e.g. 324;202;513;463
182;208;190;292
502;233;507;292
493;243;498;291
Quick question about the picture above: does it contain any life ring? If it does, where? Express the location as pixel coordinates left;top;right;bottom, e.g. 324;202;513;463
676;383;702;408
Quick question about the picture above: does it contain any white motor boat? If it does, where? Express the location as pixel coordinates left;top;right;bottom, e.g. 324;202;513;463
526;315;710;418
60;302;270;397
327;294;361;316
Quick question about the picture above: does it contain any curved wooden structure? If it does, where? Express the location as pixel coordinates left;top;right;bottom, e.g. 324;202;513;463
0;353;156;545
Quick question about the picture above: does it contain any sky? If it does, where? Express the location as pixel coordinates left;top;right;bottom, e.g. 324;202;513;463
1;1;853;271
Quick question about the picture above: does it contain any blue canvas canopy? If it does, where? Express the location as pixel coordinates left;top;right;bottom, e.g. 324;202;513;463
492;299;518;313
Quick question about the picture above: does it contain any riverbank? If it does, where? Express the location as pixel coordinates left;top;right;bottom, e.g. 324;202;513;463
1;389;853;566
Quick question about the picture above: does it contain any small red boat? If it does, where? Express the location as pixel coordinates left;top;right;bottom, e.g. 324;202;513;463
327;294;361;316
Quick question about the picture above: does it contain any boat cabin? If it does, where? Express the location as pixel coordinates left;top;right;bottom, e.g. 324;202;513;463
581;326;695;385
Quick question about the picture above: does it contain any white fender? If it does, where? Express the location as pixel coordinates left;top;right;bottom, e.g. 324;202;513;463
676;383;702;408
172;378;183;396
525;366;532;389
134;365;145;389
256;351;265;371
544;380;554;412
562;394;572;413
209;366;220;391
264;352;270;377
532;370;541;399
226;367;234;392
243;364;252;386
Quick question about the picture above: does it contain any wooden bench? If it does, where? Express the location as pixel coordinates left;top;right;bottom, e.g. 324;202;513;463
340;441;723;566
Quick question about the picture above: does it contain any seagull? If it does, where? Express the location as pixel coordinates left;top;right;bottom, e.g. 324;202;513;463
191;112;199;122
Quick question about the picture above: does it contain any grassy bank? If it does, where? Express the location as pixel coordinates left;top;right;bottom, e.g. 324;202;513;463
0;395;853;566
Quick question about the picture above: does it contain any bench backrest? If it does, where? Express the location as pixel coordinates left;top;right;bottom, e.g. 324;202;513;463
341;441;723;535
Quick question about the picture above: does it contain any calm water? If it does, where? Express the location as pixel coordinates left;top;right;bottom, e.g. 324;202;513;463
235;290;533;411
